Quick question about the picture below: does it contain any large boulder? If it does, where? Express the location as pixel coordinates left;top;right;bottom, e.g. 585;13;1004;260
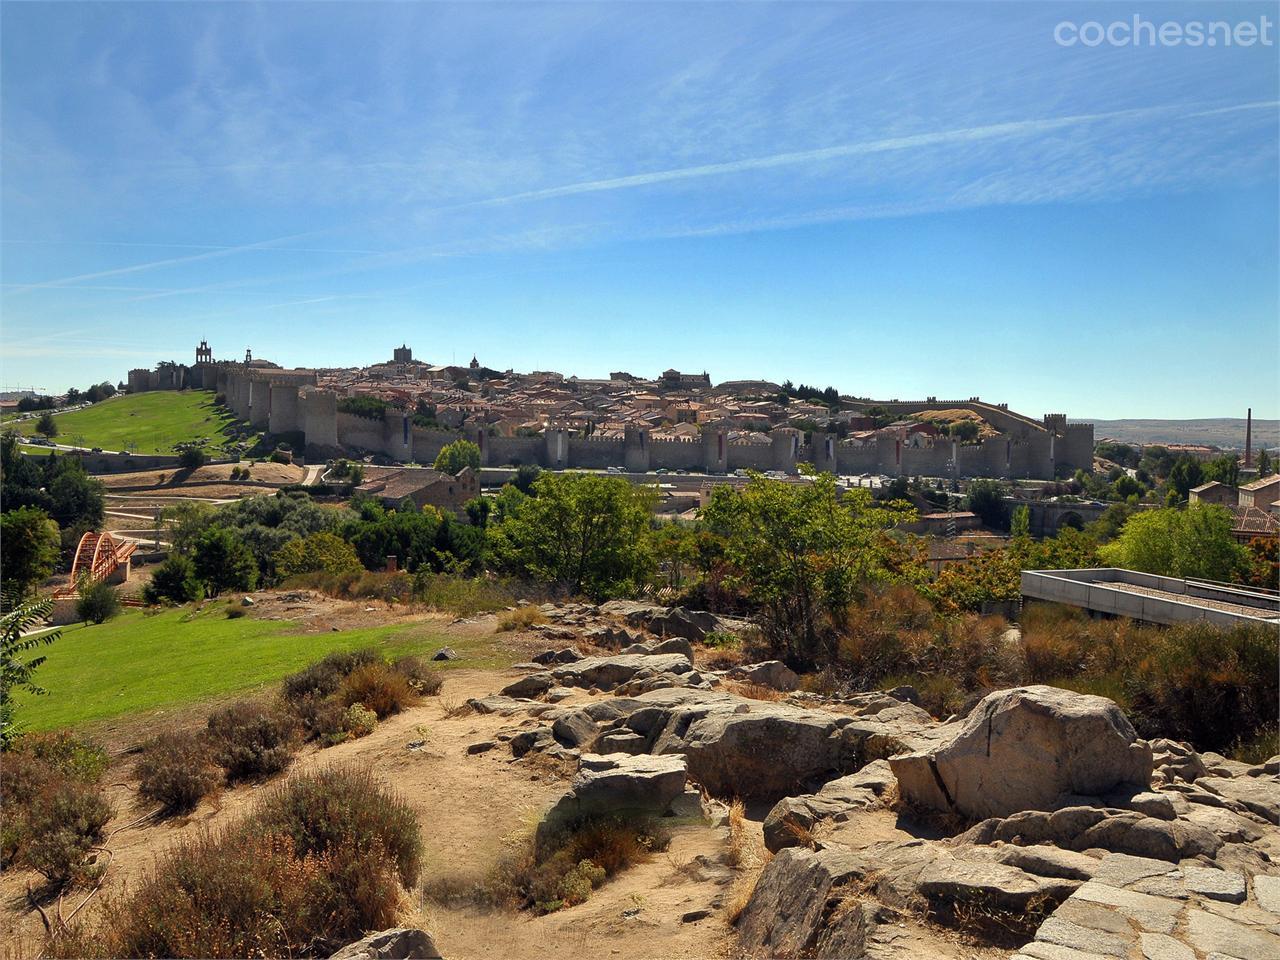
329;929;442;960
890;686;1153;820
763;760;896;852
535;753;688;850
729;660;800;692
660;703;853;801
551;653;693;690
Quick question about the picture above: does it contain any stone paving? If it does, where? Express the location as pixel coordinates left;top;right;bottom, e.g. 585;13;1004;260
1013;852;1280;960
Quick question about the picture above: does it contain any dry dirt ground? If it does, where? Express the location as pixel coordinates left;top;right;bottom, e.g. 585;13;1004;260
0;619;740;960
99;462;306;490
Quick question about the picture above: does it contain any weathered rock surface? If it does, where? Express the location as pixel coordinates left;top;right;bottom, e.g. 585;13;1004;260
1012;851;1280;960
1195;775;1280;825
728;660;800;691
763;760;895;852
957;806;1223;862
500;672;555;699
535;752;688;850
891;686;1153;820
329;928;442;960
550;652;693;690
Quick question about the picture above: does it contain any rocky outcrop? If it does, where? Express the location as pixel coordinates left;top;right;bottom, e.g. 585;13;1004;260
535;752;688;850
727;660;800;691
551;652;694;690
329;929;442;960
890;686;1153;820
1012;852;1280;960
955;805;1223;862
763;760;895;852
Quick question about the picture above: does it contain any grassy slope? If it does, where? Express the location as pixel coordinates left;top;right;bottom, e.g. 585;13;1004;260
13;391;248;454
16;605;509;731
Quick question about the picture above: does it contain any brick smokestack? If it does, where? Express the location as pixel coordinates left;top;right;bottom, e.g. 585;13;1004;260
1245;408;1253;467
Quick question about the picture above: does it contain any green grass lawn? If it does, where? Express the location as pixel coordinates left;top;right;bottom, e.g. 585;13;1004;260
16;605;510;732
12;390;256;454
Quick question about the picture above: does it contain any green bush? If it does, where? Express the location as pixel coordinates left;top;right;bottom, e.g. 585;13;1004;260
76;581;121;625
136;731;222;813
205;701;300;782
340;703;378;740
143;555;205;605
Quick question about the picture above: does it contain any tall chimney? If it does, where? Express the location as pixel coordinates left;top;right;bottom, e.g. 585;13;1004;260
1245;407;1253;467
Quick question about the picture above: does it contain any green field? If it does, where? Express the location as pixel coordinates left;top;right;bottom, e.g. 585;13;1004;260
16;606;509;731
12;390;255;454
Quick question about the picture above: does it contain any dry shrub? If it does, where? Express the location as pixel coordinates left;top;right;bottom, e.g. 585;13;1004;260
254;767;423;887
390;655;444;696
723;680;785;702
1;748;113;886
413;572;526;616
724;799;758;869
48;768;421;959
496;606;547;632
206;701;301;782
281;648;382;706
283;569;414;603
136;731;221;813
486;816;670;914
440;698;474;719
22;776;114;887
10;731;108;783
339;662;420;719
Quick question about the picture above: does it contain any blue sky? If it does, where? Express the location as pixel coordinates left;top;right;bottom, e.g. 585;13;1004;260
2;1;1276;418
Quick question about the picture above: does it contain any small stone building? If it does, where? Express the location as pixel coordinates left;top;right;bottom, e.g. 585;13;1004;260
356;467;478;516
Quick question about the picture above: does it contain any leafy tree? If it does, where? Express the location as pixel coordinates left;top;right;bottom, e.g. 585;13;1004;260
192;528;259;596
143;555;205;604
489;473;656;599
0;507;60;598
464;496;491;528
48;462;105;528
1010;505;1031;540
965;480;1009;530
649;522;700;591
336;396;389;420
274;532;363;578
1203;454;1239;489
1255;448;1273;478
1;597;60;746
434;439;481;475
76;581;121;625
16;395;55;413
929;527;1099;612
700;472;918;664
1098;504;1246;581
1166;457;1205;501
947;420;980;442
35;412;58;438
64;388;81;405
511;463;541;495
178;447;209;470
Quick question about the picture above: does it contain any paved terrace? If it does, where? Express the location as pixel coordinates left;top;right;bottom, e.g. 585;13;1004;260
1021;568;1279;628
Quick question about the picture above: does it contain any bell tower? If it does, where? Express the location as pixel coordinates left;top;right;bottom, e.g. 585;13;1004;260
195;339;212;364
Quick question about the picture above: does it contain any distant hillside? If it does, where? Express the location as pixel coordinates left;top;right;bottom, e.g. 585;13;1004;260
1081;418;1280;450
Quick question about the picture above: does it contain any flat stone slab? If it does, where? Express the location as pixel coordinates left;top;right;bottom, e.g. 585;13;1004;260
1254;873;1280;915
1181;865;1247;904
1072;881;1183;934
1138;931;1195;960
1185;908;1280;959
